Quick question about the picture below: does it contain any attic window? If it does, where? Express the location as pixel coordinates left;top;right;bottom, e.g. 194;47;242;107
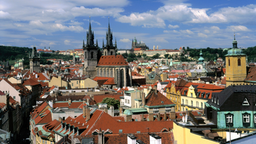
242;98;250;106
197;92;201;97
201;92;205;98
206;93;210;99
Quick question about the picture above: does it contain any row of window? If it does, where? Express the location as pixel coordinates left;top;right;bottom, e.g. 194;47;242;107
182;99;204;108
226;113;255;127
228;58;241;67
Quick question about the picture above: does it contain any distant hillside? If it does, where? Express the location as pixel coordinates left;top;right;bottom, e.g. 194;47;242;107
0;46;73;68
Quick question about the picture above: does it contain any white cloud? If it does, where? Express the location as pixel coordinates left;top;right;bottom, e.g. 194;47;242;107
180;29;193;34
155;38;169;43
198;33;208;38
120;38;131;43
226;25;250;32
64;40;70;45
168;24;179;29
0;11;9;18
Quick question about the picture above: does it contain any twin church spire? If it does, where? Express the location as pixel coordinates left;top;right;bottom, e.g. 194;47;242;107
83;18;117;56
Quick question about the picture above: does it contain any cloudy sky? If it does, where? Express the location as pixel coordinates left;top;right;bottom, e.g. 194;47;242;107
1;0;256;50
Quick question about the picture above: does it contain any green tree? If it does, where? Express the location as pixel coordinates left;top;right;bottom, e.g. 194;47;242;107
101;97;120;109
122;53;128;58
164;54;169;59
142;53;147;58
137;53;141;58
152;53;160;59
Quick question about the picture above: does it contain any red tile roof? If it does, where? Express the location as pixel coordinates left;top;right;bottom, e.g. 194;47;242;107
93;93;123;103
93;77;116;86
146;91;174;106
0;103;6;109
23;78;40;86
133;48;142;51
97;55;128;66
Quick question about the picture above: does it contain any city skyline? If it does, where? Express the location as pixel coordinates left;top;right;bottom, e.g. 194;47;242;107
1;0;256;50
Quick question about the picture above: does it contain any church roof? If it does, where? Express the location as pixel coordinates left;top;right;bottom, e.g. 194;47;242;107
97;55;128;66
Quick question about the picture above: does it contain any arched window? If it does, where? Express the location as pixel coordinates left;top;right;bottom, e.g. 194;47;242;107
111;51;113;55
105;51;107;56
238;58;241;66
228;59;230;66
91;52;94;58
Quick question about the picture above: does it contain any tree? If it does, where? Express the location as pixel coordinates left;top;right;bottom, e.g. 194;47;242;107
164;54;169;59
137;53;141;58
101;97;120;109
152;53;160;59
142;53;147;58
122;53;128;58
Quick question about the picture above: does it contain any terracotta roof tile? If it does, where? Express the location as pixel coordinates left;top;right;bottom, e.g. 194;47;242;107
145;91;174;106
97;55;128;66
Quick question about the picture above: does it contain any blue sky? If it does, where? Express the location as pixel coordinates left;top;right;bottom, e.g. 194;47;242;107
1;0;256;50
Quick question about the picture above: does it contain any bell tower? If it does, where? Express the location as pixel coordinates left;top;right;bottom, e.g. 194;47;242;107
103;19;117;56
225;34;246;87
83;20;100;78
29;47;41;73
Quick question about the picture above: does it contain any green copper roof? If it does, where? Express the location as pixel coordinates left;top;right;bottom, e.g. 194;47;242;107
123;110;133;115
226;48;245;56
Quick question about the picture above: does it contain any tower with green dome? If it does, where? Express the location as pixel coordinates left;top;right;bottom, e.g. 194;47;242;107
198;50;204;64
225;34;247;87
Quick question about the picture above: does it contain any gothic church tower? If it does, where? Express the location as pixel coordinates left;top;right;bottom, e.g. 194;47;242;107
83;21;100;78
102;21;117;56
29;47;40;73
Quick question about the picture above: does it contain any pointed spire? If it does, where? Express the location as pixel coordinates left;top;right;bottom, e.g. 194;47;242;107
115;37;117;47
83;36;85;47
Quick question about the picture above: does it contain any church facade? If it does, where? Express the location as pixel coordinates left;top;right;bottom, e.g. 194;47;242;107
83;20;132;87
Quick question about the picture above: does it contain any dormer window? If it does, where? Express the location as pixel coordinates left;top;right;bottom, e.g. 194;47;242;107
242;98;250;106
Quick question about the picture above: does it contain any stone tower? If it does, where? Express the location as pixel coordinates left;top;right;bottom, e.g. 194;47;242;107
102;20;117;56
29;47;40;73
83;20;100;78
225;34;247;87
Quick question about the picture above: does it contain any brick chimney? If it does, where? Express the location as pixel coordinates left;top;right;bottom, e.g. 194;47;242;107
163;112;167;121
157;113;161;121
68;98;71;106
119;107;123;116
141;92;145;107
86;106;90;121
170;111;176;120
83;106;86;117
126;115;132;122
149;113;154;121
141;114;144;121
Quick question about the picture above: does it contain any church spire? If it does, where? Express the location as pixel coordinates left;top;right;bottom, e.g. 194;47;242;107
96;39;98;47
106;17;113;47
86;17;94;47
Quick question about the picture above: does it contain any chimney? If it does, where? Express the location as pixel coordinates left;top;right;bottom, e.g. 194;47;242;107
83;105;87;117
86;106;90;121
141;114;144;121
149;113;154;121
68;99;71;106
126;115;132;122
59;117;62;122
108;106;114;117
119;107;123;116
87;98;90;105
157;113;161;121
98;129;105;144
127;134;136;144
104;108;108;113
141;92;145;107
163;112;167;121
170;111;176;120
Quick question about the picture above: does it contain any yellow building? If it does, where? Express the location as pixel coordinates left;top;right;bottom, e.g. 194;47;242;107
48;76;69;88
225;35;247;87
166;84;181;112
173;122;220;144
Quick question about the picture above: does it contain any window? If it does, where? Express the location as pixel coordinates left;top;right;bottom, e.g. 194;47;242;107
217;98;219;105
196;101;199;107
243;114;250;123
182;99;184;104
228;59;230;66
191;100;193;107
77;81;78;84
225;113;233;127
242;98;250;106
238;58;241;66
191;93;193;97
243;113;250;127
186;100;188;105
211;97;214;102
214;97;216;104
201;102;203;108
